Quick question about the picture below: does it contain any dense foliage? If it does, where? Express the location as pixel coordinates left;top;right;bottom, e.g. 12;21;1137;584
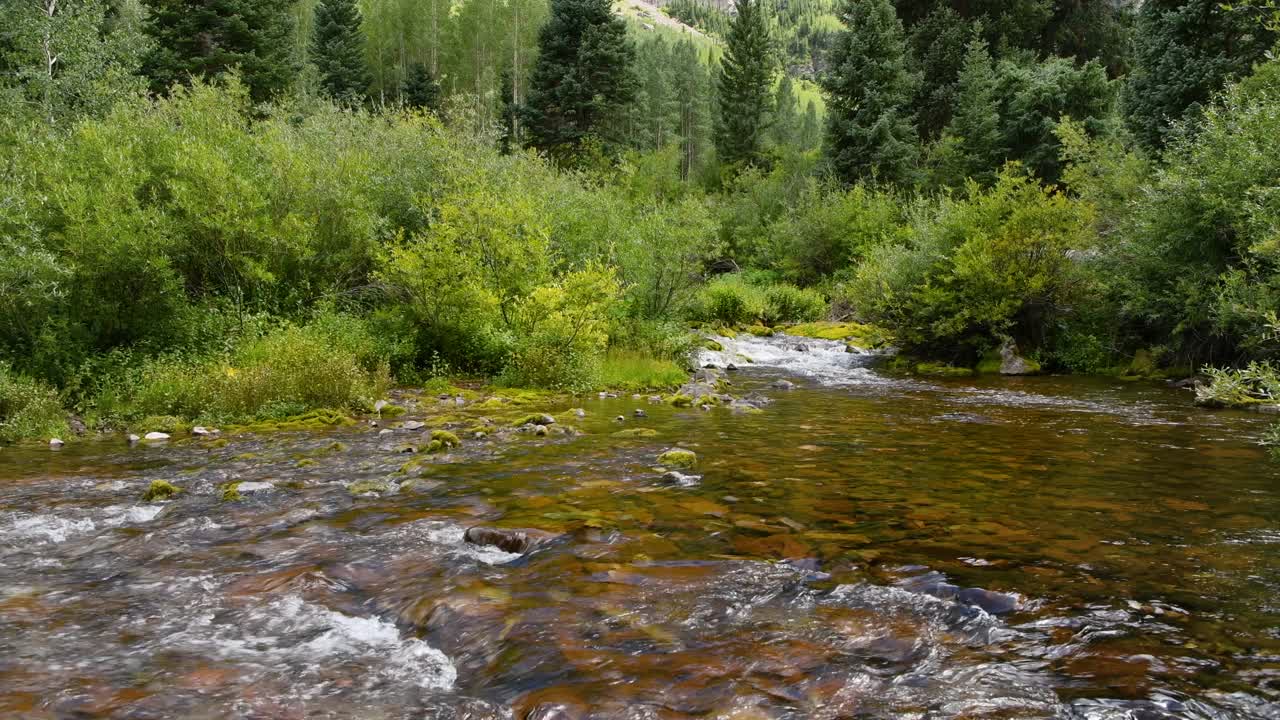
2;0;1280;451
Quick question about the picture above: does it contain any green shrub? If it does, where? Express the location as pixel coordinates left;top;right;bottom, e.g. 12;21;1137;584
763;284;827;325
0;365;68;442
597;350;689;391
124;318;391;422
501;264;622;391
843;167;1093;360
692;274;767;326
1195;363;1279;408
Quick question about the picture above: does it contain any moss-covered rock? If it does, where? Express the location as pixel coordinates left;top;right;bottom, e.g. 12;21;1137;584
512;413;556;427
612;428;659;438
228;409;355;433
669;394;694;408
142;479;181;502
657;448;697;469
220;481;242;502
701;338;724;352
430;430;461;448
745;325;775;337
348;479;390;495
381;404;407;417
785;322;892;348
914;362;975;378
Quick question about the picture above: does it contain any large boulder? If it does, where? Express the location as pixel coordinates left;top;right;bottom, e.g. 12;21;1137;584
978;340;1041;375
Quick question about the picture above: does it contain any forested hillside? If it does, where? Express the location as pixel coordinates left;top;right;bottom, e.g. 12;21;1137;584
1;0;1279;455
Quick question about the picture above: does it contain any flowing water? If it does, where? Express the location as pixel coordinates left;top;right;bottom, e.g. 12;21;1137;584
2;335;1279;719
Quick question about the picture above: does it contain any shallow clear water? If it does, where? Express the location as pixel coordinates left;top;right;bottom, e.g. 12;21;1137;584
2;335;1278;719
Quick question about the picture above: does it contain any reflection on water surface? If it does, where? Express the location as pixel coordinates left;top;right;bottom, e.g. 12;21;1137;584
1;334;1278;718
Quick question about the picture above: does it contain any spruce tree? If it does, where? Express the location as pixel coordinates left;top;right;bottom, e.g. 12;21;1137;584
311;0;369;103
1125;0;1276;148
714;0;776;168
520;0;637;162
402;62;441;111
823;0;920;185
938;31;1004;185
142;0;297;103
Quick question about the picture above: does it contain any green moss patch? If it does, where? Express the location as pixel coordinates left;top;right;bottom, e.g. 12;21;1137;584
142;479;181;502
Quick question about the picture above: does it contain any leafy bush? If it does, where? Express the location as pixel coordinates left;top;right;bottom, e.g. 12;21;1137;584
1195;362;1280;409
501;265;622;391
762;284;827;325
1103;59;1280;365
843;166;1093;359
761;183;903;285
691;275;767;326
0;365;68;442
597;350;689;391
123;317;391;422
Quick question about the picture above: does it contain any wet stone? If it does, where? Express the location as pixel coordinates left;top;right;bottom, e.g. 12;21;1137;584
463;526;561;555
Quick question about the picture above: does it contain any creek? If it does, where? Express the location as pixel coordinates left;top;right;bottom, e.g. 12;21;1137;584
1;334;1278;719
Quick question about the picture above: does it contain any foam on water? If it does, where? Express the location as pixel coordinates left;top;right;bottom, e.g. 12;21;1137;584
699;333;891;387
2;503;164;546
172;593;457;696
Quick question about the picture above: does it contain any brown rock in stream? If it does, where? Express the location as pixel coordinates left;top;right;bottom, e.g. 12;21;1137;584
464;526;562;554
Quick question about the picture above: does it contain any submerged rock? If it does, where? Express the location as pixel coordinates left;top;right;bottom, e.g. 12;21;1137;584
657;448;697;469
613;428;658;438
771;379;795;390
660;471;701;487
127;433;141;444
634;409;647;418
348;479;391;495
463;526;561;554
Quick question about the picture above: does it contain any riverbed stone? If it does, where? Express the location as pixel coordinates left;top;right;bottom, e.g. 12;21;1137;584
463;526;561;554
49;438;64;449
771;379;795;390
143;431;170;441
660;471;700;487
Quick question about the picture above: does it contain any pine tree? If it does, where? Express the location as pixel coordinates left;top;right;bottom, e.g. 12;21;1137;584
1125;0;1276;148
520;0;637;162
142;0;298;103
715;0;776;168
823;0;919;185
311;0;369;103
938;31;1004;185
402;62;441;111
